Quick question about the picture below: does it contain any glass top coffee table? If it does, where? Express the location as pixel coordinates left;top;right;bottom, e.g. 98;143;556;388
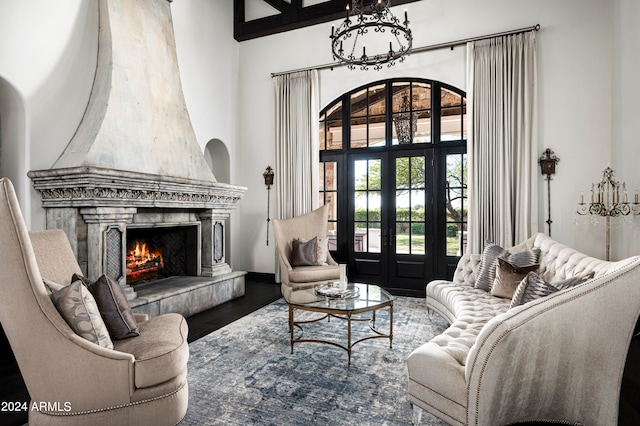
287;282;394;365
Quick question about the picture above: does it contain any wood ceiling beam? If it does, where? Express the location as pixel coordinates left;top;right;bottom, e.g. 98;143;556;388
234;0;420;42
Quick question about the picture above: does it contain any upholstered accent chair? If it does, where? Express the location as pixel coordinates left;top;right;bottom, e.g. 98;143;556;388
0;178;189;425
272;205;340;303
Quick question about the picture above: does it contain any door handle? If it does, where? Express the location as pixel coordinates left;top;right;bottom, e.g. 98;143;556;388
382;228;389;246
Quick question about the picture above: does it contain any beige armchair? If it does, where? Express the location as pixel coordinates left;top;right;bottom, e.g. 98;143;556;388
272;205;340;303
0;178;188;425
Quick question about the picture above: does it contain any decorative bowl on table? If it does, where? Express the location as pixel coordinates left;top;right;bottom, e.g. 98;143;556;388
314;283;360;299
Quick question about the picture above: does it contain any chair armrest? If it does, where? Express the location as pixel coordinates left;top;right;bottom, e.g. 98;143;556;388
133;313;149;323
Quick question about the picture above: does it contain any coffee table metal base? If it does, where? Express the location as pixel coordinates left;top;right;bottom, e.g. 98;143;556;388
288;301;393;365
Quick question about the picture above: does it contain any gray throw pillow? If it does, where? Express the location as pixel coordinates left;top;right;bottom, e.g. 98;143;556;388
72;273;139;340
50;281;114;349
291;237;318;267
475;243;541;292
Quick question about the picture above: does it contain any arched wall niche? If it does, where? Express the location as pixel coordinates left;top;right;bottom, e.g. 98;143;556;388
0;76;30;224
204;138;230;184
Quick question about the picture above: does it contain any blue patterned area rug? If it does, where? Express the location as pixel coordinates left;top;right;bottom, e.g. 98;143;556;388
181;296;449;425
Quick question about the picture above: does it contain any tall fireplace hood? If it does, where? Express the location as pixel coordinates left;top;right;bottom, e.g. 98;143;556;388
51;0;215;182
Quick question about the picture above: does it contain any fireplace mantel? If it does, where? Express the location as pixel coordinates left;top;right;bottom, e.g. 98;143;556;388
28;166;246;210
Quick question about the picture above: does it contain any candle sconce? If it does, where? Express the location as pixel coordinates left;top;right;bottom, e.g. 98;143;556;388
576;167;640;260
263;166;274;246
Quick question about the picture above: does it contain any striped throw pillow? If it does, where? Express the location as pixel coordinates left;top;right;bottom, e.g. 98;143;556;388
474;243;541;292
510;271;594;308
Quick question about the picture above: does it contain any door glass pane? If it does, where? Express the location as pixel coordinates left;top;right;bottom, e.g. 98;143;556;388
368;84;386;115
368;222;381;253
351;118;367;148
411;190;425;221
445;153;467;256
396;156;428;255
414;110;431;143
441;88;463;141
411;222;425;254
320;161;339;250
410;156;425;189
351;89;367;117
354;159;382;253
396;157;409;189
396;223;409;254
369;116;386;147
328;221;337;251
326;120;342;150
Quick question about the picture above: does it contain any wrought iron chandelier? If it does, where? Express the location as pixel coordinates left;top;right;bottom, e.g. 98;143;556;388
330;0;412;71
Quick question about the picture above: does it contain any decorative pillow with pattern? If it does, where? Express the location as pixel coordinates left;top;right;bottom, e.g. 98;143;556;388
72;273;139;340
475;243;541;292
491;257;539;299
510;271;594;308
316;237;329;266
50;281;114;349
291;237;318;267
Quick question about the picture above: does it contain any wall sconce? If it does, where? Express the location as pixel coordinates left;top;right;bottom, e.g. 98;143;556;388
263;166;274;245
539;148;559;236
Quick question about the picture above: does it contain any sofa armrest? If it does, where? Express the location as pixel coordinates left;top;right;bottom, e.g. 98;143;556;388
452;253;481;286
465;260;640;426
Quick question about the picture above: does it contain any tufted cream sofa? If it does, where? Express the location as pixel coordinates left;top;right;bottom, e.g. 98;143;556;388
407;232;640;426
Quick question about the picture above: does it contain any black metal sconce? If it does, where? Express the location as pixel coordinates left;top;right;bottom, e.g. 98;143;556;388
539;148;559;236
263;166;274;245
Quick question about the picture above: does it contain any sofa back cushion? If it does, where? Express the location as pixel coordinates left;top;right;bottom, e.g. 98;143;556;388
529;233;638;282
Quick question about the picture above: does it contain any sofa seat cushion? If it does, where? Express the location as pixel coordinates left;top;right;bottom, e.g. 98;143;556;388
113;313;189;389
288;264;340;283
427;281;510;366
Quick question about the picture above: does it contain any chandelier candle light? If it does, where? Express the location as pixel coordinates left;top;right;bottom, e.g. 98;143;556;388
330;0;412;71
576;167;640;260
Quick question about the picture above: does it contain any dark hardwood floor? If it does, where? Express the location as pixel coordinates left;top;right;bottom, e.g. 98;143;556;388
0;274;281;426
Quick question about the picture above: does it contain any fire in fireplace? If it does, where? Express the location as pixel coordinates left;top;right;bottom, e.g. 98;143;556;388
127;242;165;282
126;225;199;285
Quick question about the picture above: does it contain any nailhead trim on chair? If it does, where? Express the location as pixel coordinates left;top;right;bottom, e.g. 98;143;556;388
37;382;185;417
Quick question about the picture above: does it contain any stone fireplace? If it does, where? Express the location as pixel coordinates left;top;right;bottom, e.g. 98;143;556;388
28;0;247;318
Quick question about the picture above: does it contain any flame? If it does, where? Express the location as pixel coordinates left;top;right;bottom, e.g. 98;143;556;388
126;241;164;275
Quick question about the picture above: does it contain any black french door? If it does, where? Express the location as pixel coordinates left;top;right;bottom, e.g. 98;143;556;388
319;78;467;296
347;149;436;295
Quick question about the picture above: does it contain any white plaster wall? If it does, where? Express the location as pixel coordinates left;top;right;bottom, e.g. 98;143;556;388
0;0;98;229
171;0;241;268
236;0;620;273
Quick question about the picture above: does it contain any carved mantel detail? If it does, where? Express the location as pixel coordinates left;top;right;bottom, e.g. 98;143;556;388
28;167;246;210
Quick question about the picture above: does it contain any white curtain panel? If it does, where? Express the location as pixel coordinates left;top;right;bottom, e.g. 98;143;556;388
466;31;538;254
272;69;320;280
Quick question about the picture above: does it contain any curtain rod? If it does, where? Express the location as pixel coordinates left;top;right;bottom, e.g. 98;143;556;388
270;24;540;78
